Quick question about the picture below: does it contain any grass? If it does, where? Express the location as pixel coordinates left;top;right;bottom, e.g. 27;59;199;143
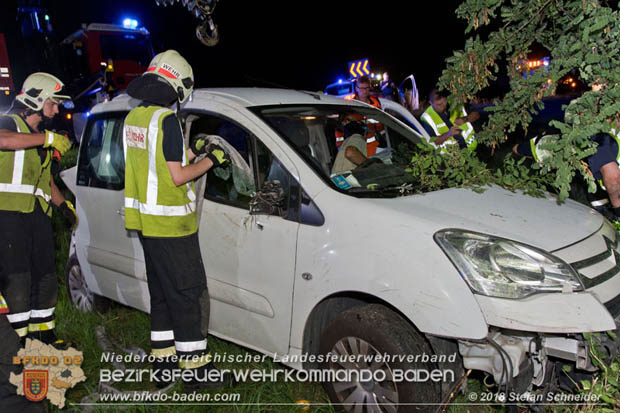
47;149;619;412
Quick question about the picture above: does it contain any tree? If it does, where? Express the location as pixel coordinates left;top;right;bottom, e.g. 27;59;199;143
439;0;620;200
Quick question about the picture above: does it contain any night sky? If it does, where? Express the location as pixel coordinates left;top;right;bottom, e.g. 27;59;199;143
3;0;466;96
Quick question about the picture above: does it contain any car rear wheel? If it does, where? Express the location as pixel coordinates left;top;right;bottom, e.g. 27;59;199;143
319;304;441;413
65;255;111;313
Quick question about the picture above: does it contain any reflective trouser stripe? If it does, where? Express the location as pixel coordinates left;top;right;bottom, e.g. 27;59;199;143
151;346;177;358
175;339;207;353
179;353;211;370
14;326;28;337
31;308;55;318
7;311;30;323
28;320;55;332
151;330;175;341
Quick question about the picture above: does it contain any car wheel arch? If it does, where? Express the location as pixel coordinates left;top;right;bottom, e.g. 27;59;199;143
302;291;422;369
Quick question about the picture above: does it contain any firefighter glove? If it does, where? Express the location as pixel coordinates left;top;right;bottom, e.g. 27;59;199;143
59;200;78;229
43;130;71;155
190;135;209;156
207;146;230;167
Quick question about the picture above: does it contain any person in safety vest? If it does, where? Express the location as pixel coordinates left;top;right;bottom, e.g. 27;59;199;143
0;72;75;350
335;76;384;154
421;88;478;152
513;132;620;221
0;290;48;412
123;50;233;391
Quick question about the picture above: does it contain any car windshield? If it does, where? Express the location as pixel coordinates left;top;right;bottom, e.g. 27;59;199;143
252;104;426;197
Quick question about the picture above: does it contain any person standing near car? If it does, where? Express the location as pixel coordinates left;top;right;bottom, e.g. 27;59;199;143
513;132;620;221
123;50;232;391
336;76;384;157
0;72;75;348
421;88;478;152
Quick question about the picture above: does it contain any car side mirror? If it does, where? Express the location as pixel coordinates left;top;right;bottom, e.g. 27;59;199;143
249;180;286;216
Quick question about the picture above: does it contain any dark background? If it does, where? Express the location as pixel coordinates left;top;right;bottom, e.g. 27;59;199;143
1;0;466;94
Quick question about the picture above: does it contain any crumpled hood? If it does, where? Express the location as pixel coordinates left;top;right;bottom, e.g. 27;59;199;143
366;186;603;251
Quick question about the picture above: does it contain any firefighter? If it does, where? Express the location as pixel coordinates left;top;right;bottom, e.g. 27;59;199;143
0;290;48;412
421;88;478;152
0;72;75;347
513;132;620;220
123;50;232;390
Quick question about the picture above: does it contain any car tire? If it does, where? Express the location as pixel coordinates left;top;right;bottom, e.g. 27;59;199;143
65;254;111;313
319;304;441;413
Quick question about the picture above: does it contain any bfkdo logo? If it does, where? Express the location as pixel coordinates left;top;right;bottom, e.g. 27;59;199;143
24;370;49;402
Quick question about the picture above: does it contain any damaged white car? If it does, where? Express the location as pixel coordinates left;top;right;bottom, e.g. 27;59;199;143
62;88;620;412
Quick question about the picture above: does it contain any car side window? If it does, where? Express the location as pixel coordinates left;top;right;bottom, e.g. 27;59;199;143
191;116;255;209
77;113;126;190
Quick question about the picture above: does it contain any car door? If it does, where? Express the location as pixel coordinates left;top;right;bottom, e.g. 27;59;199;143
188;110;300;355
380;98;431;142
71;111;148;311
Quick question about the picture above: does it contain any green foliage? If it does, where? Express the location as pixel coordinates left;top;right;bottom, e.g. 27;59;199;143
579;332;620;411
440;0;620;200
403;142;553;195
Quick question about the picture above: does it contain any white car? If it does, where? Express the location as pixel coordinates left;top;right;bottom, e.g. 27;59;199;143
62;88;620;412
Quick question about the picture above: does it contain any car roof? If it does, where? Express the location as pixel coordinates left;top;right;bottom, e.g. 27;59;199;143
91;87;369;114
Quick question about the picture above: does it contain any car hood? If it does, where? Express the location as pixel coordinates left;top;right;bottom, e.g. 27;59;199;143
366;185;603;252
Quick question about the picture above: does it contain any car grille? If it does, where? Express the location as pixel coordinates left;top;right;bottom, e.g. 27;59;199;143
570;234;619;289
604;292;620;319
552;222;620;308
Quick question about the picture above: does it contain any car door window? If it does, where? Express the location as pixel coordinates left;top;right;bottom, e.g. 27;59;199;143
77;112;126;190
189;115;255;209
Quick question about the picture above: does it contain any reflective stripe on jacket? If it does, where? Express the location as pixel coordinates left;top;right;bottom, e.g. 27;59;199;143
421;105;477;151
0;114;51;213
123;106;197;238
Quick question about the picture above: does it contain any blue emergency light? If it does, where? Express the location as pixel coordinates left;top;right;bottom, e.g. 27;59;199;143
122;18;139;29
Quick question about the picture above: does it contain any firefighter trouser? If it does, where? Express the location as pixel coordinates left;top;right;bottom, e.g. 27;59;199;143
0;205;57;344
0;311;47;412
139;233;211;370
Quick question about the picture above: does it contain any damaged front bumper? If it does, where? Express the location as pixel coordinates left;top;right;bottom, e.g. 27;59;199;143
458;326;620;391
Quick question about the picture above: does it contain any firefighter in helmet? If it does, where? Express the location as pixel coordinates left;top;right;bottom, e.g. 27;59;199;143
0;72;75;349
123;50;233;390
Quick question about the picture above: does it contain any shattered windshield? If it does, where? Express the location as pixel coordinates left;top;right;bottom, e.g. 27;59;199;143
252;104;426;197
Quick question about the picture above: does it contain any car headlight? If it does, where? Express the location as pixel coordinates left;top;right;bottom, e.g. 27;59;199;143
434;229;584;299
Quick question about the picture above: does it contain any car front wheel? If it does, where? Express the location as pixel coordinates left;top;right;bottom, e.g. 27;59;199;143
319;304;441;413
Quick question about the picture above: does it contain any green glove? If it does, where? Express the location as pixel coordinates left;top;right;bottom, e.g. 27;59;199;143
43;130;71;155
207;146;230;167
190;135;209;156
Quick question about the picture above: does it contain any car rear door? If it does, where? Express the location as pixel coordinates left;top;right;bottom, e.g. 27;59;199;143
68;111;149;311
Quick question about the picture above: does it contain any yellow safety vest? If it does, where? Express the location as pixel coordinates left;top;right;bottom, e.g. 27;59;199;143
421;105;477;151
0;291;8;314
0;114;52;214
123;106;197;238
